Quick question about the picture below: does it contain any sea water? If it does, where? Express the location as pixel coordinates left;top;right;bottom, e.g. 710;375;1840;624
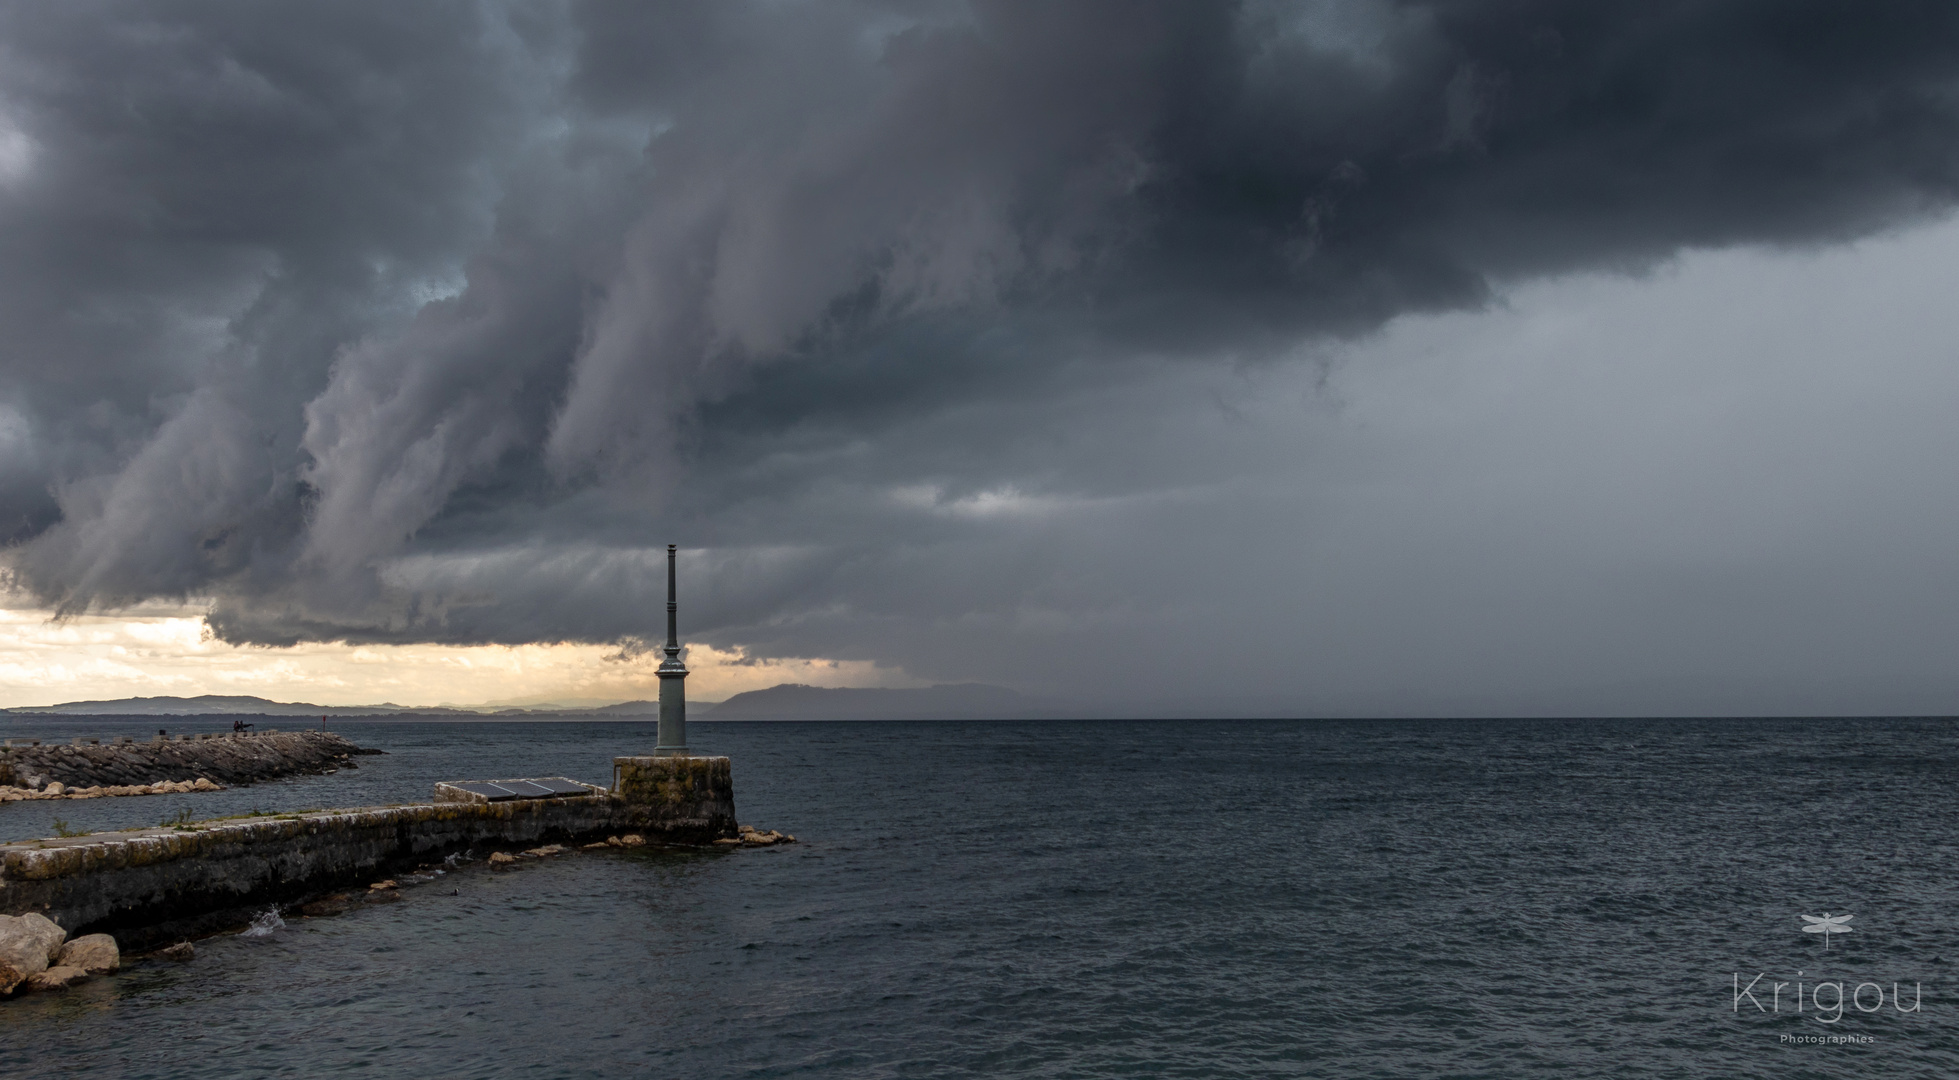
0;716;1955;1078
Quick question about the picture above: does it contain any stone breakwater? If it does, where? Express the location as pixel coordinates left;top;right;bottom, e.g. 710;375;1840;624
0;755;737;952
0;730;377;794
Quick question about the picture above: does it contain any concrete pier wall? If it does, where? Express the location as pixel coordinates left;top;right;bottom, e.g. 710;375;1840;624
0;756;735;950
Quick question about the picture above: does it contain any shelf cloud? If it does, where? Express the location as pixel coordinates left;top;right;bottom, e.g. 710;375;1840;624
3;1;1959;711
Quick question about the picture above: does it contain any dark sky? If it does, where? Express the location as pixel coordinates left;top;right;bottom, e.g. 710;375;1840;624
3;1;1959;714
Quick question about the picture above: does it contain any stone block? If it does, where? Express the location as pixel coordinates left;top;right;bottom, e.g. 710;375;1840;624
55;934;118;975
0;912;65;994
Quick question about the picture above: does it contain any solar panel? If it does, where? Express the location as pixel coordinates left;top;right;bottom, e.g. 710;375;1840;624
436;777;596;802
492;780;554;798
528;778;594;796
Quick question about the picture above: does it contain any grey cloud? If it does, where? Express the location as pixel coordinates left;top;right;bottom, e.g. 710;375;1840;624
3;1;1959;711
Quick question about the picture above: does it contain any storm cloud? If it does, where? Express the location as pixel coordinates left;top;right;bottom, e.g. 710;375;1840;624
3;1;1959;712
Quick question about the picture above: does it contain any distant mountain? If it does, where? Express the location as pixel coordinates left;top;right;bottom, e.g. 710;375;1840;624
3;687;1036;720
588;700;659;716
1;693;681;718
3;694;464;717
700;683;1042;721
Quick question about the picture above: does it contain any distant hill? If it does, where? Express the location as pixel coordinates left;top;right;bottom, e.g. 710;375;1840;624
3;694;462;717
587;700;658;716
700;683;1041;721
2;687;1038;720
3;693;678;718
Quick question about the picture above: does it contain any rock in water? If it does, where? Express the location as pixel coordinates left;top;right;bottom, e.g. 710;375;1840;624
157;941;194;962
487;851;518;868
55;934;119;975
298;896;352;918
26;965;88;992
0;912;66;994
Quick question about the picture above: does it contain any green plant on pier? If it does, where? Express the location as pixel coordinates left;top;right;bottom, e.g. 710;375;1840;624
206;808;278;822
50;818;88;838
161;806;195;827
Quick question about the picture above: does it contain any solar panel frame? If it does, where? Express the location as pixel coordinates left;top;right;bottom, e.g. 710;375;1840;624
528;778;595;796
491;780;554;797
437;776;598;802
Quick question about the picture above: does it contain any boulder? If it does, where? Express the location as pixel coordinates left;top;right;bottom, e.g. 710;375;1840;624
368;879;399;891
157;941;194;961
0;913;65;994
521;845;565;858
26;965;89;992
4;913;67;963
487;851;518;868
737;826;796;844
55;934;119;975
42;782;65;796
192;778;221;791
618;834;646;847
713;838;743;847
581;842;610;850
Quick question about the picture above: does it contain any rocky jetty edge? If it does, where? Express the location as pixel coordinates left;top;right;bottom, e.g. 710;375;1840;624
0;730;379;799
0;795;795;995
0;755;746;962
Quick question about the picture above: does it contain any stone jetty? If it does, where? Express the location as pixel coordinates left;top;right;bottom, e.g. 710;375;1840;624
0;730;377;794
0;755;738;953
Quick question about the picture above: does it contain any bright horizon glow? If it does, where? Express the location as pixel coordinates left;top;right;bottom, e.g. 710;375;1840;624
0;600;915;710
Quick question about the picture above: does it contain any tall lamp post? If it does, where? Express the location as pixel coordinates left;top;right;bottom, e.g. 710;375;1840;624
654;544;689;756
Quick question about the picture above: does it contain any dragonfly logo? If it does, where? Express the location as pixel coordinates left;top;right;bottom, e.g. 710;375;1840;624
1801;913;1853;950
1729;911;1924;1024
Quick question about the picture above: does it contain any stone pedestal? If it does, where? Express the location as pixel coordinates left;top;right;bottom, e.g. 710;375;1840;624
612;755;737;842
